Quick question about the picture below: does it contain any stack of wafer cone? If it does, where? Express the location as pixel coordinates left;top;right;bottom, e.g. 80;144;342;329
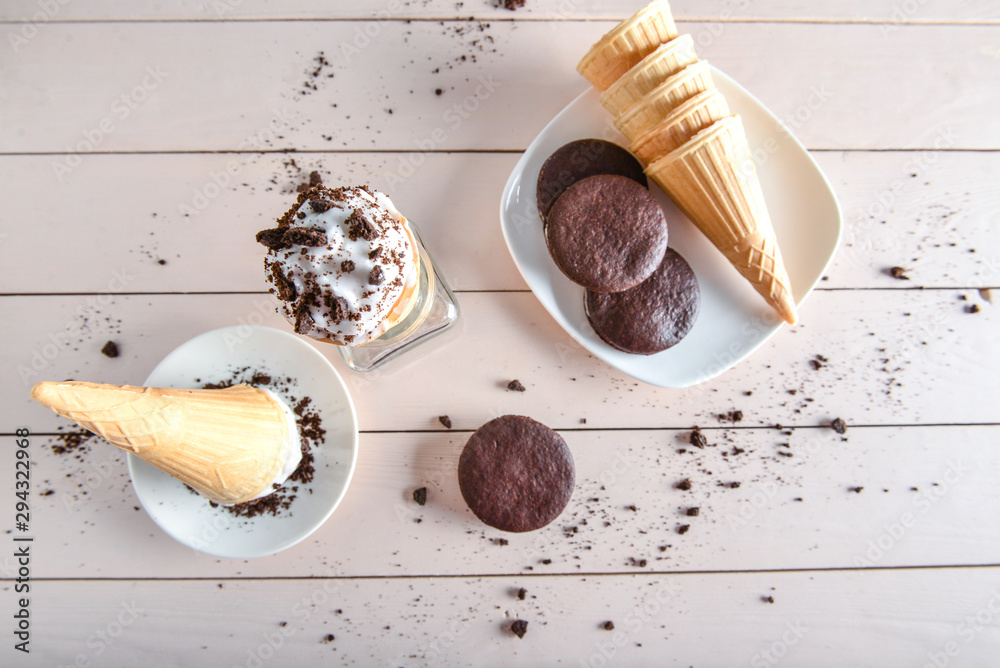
576;0;678;91
31;381;295;505
577;0;798;324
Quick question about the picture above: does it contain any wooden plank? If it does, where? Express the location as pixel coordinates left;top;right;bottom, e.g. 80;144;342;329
3;22;998;152
13;570;1000;666
2;151;997;294
4;424;998;578
5;291;998;432
3;0;998;22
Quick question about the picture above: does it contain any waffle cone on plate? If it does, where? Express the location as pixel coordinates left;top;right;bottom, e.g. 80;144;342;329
600;34;697;117
645;116;798;324
630;89;730;164
615;60;714;142
31;381;294;505
577;0;679;91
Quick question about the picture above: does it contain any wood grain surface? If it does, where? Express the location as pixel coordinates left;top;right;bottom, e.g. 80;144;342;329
1;1;997;666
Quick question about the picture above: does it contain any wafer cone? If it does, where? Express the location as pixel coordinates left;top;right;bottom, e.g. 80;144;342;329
600;34;697;117
31;381;295;505
615;60;714;142
645;116;797;324
630;89;730;164
577;0;679;91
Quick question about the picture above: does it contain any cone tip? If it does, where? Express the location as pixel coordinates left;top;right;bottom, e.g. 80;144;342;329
778;298;799;325
30;381;61;409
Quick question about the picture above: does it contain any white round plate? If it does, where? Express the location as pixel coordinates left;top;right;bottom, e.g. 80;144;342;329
500;67;843;388
129;325;359;558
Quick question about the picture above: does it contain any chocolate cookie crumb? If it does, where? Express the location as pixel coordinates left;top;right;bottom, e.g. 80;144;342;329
966;304;981;314
322;634;335;643
888;266;910;280
100;341;119;358
849;486;864;494
603;621;615;631
341;260;355;273
293;305;315;335
686;507;700;517
412;487;427;506
369;265;384;286
677;524;690;535
256;228;288;251
810;359;823;370
346;209;378;241
492;538;509;546
507;380;526;392
690;428;707;449
309;199;333;213
517;587;527;600
284;227;328;247
674;478;692;491
308;171;322;187
49;428;94;456
500;0;526;10
327;295;349;324
510;620;528;639
439;415;452;429
762;596;775;604
831;418;847;434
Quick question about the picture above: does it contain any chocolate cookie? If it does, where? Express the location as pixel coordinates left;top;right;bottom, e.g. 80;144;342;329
585;248;700;354
546;174;668;293
458;415;575;533
536;139;647;223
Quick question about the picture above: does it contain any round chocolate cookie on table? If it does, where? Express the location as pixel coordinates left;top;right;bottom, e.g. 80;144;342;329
458;415;575;533
536;138;647;224
545;174;668;293
585;248;701;355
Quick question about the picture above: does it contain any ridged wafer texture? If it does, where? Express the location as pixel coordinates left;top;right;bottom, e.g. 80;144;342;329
615;60;714;142
645;116;798;324
599;34;697;117
630;89;731;164
577;0;679;91
31;381;291;505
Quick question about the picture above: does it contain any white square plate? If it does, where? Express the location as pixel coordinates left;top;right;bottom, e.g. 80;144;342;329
499;68;842;388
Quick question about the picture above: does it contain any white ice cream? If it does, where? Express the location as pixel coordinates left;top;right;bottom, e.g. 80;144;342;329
263;186;418;346
241;387;303;504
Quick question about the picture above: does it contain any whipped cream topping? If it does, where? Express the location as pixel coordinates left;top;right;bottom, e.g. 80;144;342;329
260;185;417;346
242;387;302;504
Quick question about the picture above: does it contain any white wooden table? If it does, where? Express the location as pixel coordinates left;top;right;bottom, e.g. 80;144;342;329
3;1;999;665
